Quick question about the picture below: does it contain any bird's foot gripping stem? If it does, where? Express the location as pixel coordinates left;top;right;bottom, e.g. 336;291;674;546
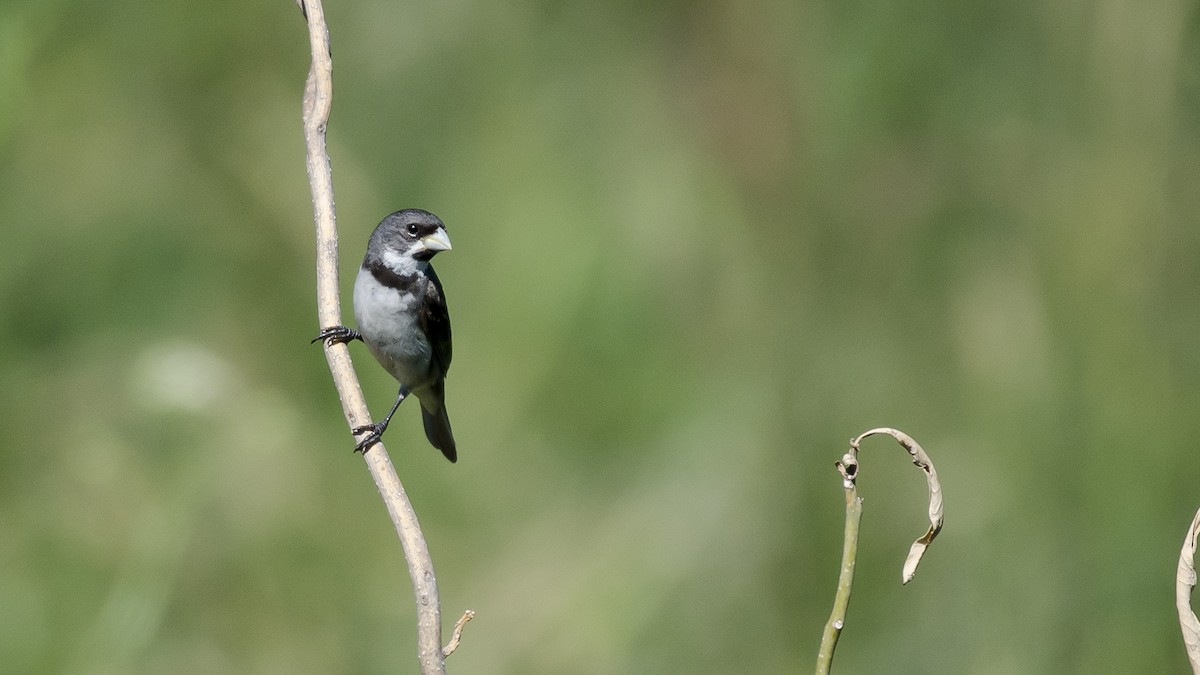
351;421;388;453
311;325;362;346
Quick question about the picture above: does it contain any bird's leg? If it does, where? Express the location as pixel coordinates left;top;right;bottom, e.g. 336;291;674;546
352;386;409;453
311;325;362;346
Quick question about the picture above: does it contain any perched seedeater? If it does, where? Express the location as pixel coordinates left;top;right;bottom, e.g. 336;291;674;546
314;209;457;462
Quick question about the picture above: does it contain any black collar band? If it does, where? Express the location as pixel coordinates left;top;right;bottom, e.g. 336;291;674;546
365;258;419;291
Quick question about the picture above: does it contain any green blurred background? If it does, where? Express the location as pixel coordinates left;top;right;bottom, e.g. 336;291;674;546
2;0;1199;672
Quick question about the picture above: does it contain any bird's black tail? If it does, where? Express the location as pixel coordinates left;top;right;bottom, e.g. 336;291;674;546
422;403;457;463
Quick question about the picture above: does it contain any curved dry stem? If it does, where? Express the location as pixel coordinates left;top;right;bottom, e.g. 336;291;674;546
442;609;476;658
816;429;945;673
1177;507;1200;673
298;2;448;672
851;427;944;583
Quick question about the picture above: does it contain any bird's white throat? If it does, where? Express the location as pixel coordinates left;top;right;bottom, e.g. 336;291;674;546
380;247;424;277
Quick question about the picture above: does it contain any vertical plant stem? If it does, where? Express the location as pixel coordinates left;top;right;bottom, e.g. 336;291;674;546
816;485;863;675
1176;507;1200;673
299;1;446;672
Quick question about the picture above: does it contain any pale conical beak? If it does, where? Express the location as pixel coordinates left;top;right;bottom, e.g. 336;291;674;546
421;227;452;253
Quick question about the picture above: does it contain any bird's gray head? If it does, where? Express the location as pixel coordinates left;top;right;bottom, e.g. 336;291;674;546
366;209;453;271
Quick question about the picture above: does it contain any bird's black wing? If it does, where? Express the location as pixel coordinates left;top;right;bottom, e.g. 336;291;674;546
422;266;453;375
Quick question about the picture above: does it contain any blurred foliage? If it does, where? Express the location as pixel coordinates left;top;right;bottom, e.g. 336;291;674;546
2;0;1200;672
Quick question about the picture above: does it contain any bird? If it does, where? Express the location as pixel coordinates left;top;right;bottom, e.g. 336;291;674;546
313;209;457;462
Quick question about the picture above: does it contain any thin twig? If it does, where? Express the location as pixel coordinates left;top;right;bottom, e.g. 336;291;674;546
298;2;448;672
1176;507;1200;673
815;428;945;673
442;609;476;657
815;454;862;675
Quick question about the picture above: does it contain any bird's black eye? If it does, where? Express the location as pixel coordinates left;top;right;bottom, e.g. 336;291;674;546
406;223;420;236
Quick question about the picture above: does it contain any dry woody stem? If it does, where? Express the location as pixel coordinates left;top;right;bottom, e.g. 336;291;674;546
442;610;476;658
815;427;945;674
299;1;465;672
1177;507;1200;673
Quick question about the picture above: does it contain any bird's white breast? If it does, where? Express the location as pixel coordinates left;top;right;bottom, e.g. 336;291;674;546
353;266;434;389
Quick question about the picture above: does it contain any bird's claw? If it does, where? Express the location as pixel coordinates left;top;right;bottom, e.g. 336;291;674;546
312;325;362;346
351;422;386;453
